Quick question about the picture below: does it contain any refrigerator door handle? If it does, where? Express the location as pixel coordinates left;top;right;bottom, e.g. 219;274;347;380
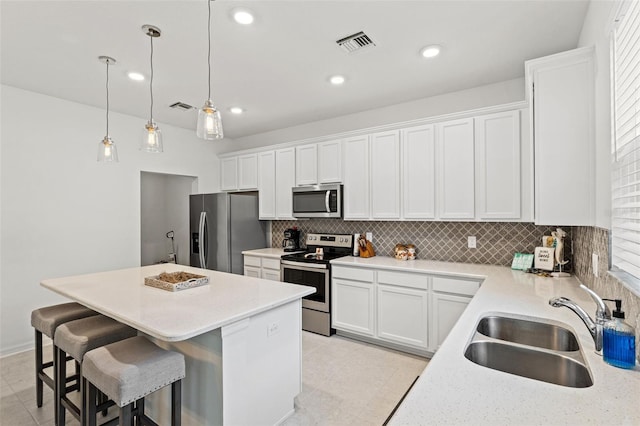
325;190;331;213
199;211;207;269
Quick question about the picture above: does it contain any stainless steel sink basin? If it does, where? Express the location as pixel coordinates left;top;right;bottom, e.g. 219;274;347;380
464;313;593;388
464;341;593;388
476;315;579;351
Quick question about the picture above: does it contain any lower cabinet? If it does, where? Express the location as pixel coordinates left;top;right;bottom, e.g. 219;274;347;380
243;255;282;281
332;265;480;354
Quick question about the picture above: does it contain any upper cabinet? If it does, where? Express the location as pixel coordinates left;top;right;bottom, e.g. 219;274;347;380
436;118;475;219
402;124;436;220
343;135;370;219
370;131;401;219
275;148;296;219
526;47;595;226
257;151;276;219
295;140;343;186
220;154;258;191
220;157;238;191
475;110;521;220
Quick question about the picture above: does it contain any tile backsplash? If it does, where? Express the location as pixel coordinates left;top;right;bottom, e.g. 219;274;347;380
272;220;570;267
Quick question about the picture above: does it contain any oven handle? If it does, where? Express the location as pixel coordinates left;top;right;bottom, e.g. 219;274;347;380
281;260;329;271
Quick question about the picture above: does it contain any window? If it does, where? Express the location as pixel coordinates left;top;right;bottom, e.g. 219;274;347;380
611;0;640;280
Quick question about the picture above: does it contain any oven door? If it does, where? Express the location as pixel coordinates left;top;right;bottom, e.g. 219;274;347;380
281;261;329;312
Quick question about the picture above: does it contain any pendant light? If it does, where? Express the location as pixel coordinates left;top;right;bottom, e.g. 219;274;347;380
97;56;118;163
140;25;163;153
197;0;224;140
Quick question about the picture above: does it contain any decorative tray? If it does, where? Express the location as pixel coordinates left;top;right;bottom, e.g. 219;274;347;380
144;271;209;292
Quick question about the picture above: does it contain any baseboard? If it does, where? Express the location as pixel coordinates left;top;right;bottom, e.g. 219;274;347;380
1;336;52;358
335;330;434;358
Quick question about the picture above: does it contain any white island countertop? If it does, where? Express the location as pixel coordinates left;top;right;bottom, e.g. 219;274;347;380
331;256;640;425
41;263;314;342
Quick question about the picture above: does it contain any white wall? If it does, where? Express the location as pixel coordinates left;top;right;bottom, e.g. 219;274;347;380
218;77;525;153
0;85;220;355
578;0;617;229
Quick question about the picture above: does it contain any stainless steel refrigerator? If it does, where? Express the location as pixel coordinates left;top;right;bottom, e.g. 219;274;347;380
190;192;267;274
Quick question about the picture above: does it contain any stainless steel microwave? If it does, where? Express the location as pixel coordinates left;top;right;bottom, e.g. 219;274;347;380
292;184;343;218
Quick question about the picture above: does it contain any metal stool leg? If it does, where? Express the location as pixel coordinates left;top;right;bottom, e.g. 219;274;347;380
120;403;132;426
86;379;97;426
172;380;181;426
55;346;66;426
35;330;44;408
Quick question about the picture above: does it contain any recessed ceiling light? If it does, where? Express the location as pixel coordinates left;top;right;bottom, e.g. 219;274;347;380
233;9;254;25
230;107;244;114
329;75;346;85
421;45;441;58
128;72;145;81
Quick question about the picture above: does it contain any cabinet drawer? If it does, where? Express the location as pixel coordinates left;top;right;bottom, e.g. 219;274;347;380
432;276;480;296
262;258;281;271
378;270;429;290
244;256;261;267
332;266;374;283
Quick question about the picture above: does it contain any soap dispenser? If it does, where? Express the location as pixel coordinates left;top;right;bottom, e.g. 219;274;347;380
602;299;636;369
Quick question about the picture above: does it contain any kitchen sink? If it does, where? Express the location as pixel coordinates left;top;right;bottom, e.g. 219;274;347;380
464;313;593;388
476;315;579;351
464;341;593;388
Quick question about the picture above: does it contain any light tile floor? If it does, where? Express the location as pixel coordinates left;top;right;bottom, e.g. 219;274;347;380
1;332;428;425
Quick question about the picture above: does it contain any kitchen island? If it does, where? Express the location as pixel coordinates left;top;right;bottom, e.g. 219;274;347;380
330;257;640;425
41;263;315;425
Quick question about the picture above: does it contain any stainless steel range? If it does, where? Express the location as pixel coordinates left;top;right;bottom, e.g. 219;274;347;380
281;233;353;336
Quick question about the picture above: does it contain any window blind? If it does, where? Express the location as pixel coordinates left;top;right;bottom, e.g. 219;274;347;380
612;0;640;279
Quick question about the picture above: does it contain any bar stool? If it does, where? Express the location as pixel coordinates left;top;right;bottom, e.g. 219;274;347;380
54;315;137;425
83;336;185;426
31;302;98;407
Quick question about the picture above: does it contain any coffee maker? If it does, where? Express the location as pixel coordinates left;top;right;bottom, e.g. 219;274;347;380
282;228;301;252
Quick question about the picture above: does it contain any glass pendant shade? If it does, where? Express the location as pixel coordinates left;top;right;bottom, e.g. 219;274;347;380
97;136;118;162
197;100;224;140
140;121;163;153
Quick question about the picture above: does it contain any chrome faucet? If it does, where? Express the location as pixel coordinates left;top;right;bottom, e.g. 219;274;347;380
549;284;611;352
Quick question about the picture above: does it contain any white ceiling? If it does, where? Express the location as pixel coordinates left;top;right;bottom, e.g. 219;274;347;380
0;0;589;140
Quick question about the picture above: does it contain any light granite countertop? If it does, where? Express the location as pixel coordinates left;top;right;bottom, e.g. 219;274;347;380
41;263;314;342
242;247;303;259
331;256;640;425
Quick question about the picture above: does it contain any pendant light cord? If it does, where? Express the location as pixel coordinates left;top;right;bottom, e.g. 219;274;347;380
149;34;154;123
106;60;110;136
207;0;212;100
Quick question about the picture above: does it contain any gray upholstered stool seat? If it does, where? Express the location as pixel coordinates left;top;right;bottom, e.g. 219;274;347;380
30;302;98;408
54;315;137;425
83;336;185;426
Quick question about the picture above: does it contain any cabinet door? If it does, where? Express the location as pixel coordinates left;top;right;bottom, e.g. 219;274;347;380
238;154;258;190
475;111;521;219
317;140;343;184
343;135;370;220
377;284;428;349
528;48;594;225
430;292;472;351
262;269;281;282
370;130;401;219
244;266;261;278
402;124;435;219
220;157;238;191
436;118;475;219
332;278;375;336
276;148;296;219
258;151;276;219
295;144;317;186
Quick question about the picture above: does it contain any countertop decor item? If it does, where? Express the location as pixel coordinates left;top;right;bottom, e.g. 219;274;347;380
551;227;570;277
140;24;163;153
197;0;224;140
358;233;376;258
144;271;209;292
97;56;118;163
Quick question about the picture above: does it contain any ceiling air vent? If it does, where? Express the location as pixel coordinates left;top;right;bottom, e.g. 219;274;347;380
169;101;195;111
336;31;376;54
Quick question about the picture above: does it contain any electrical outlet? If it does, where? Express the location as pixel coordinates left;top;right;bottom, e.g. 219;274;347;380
592;253;599;277
366;232;373;243
468;236;477;249
267;321;280;337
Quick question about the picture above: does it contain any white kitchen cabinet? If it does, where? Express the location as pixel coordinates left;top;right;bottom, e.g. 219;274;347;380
295;144;317;186
377;284;428;349
436;118;475;219
370;130;401;219
243;255;282;281
243;266;261;278
526;47;595;226
257;151;276;219
332;278;375;336
402;124;436;219
276;148;296;219
317;140;343;184
343;135;370;220
237;154;258;190
475;110;521;219
220;157;238;191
